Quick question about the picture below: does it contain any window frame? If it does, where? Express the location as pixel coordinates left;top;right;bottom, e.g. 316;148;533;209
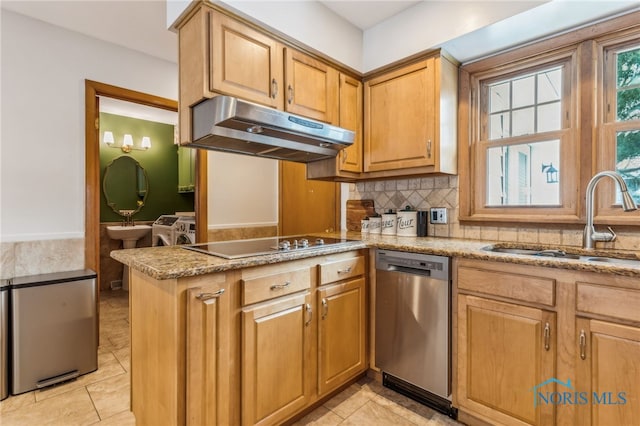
462;49;581;223
596;33;640;224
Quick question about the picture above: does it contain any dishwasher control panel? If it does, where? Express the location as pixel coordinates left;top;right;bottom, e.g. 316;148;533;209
376;250;450;281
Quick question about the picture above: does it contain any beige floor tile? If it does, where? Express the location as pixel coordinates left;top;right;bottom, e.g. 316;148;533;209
340;400;415;426
112;346;130;372
89;409;136;426
0;390;36;414
86;372;130;420
35;352;126;402
2;387;99;426
322;384;373;418
292;405;343;426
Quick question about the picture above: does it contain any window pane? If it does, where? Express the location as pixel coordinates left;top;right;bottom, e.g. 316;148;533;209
490;112;510;139
512;107;534;136
616;46;640;121
487;65;563;140
537;102;562;132
616;129;640;203
512;75;535;108
490;82;510;113
486;140;560;206
538;68;562;103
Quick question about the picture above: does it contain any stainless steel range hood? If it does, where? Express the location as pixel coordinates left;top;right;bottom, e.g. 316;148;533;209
190;96;355;163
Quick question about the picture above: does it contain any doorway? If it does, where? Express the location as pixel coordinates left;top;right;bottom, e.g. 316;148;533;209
84;80;207;288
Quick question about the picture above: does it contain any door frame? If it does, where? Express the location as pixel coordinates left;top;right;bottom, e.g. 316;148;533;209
84;79;208;278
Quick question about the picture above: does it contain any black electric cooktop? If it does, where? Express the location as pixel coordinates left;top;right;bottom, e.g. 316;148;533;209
183;235;350;259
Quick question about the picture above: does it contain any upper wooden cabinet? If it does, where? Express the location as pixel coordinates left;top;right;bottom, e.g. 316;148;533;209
284;48;339;125
364;53;458;176
307;73;363;181
211;12;284;110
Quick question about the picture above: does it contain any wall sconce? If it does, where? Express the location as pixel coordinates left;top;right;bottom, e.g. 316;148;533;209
541;163;559;183
103;131;151;152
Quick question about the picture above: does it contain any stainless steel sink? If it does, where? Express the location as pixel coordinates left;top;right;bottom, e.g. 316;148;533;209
484;245;640;266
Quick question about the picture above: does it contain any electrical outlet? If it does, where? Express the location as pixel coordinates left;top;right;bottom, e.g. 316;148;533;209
430;207;448;224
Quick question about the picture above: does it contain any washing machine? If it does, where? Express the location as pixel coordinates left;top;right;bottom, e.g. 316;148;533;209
152;215;196;246
175;216;196;245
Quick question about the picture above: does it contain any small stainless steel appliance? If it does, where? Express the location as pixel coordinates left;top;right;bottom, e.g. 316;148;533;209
375;250;455;417
183;235;349;259
11;270;97;395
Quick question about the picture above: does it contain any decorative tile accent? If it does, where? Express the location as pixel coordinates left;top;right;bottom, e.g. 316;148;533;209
348;175;640;248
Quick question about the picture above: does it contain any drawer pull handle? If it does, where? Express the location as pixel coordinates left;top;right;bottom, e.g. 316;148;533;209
288;84;294;104
544;322;551;351
270;281;291;290
196;289;225;301
579;330;587;360
337;266;352;274
271;78;278;99
321;298;328;319
427;139;432;158
305;303;313;326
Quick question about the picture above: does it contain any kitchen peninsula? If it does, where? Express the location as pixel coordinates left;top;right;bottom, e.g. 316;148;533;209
112;233;640;426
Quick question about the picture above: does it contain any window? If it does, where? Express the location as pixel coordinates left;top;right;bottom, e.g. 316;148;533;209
461;52;578;222
484;66;564;207
598;39;640;223
460;13;640;225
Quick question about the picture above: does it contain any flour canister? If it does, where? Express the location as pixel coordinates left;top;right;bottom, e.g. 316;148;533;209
360;217;369;234
368;214;382;234
381;210;397;235
396;206;417;236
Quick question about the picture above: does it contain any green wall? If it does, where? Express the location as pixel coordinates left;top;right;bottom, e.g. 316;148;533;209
99;112;194;222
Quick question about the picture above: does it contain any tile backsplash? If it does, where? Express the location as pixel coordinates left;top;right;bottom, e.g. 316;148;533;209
1;238;85;280
349;176;640;251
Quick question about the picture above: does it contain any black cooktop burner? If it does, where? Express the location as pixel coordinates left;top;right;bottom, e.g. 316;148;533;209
183;235;350;259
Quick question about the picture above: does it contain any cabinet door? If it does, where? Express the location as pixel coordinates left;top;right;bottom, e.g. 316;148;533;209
285;49;339;124
576;318;640;426
211;12;283;109
364;58;436;172
457;295;555;425
338;73;363;173
317;278;366;396
186;282;230;426
242;293;313;426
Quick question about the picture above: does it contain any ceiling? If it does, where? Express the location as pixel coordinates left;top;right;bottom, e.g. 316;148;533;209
319;1;420;29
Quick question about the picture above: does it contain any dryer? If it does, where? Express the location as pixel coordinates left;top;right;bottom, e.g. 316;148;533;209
152;215;196;246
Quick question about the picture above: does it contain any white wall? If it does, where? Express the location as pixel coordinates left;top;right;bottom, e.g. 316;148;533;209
0;10;178;242
208;152;278;228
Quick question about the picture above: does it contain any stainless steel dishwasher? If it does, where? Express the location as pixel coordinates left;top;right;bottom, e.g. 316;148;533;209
375;249;455;417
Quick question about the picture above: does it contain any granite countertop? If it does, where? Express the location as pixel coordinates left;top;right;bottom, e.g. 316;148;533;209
111;232;640;280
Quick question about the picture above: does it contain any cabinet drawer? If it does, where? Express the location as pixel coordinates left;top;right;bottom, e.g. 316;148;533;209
457;266;555;306
576;282;640;322
319;256;365;285
242;267;311;306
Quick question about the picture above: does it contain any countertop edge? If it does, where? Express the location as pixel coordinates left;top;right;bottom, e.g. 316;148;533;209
110;235;640;279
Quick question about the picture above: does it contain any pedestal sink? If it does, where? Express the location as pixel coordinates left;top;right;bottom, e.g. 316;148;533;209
106;225;152;291
106;225;152;249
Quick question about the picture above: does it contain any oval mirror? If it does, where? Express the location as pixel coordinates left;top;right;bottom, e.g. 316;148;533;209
102;155;148;216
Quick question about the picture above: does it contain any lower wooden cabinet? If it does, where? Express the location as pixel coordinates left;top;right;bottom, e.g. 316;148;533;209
317;277;366;396
186;281;231;426
575;318;640;426
455;258;640;426
457;294;556;426
241;293;314;426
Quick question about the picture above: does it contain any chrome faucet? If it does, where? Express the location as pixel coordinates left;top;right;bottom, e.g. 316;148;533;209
583;171;637;249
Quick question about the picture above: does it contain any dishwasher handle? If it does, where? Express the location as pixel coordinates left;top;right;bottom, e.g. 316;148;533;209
384;264;433;277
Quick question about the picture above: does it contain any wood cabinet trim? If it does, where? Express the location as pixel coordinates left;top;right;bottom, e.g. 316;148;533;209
576;282;640;323
241;266;311;306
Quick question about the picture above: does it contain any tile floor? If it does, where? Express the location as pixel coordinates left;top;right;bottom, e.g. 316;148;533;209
1;290;462;426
